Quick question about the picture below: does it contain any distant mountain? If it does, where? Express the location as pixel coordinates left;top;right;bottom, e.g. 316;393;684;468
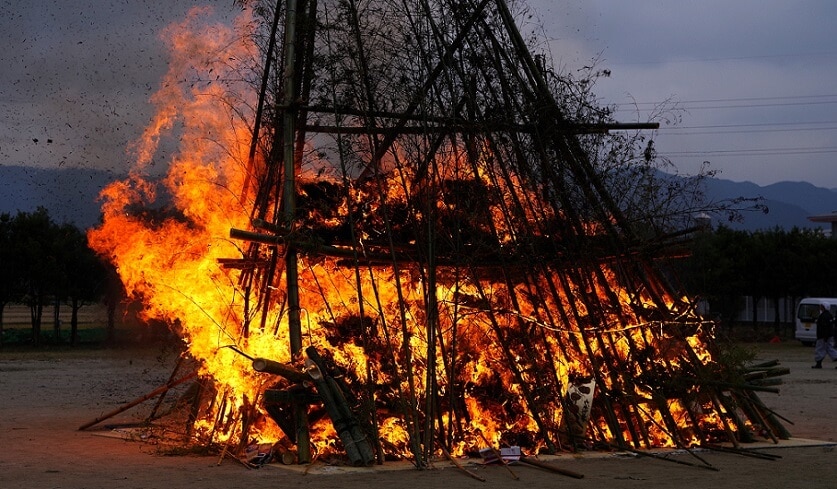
702;178;837;232
1;164;834;232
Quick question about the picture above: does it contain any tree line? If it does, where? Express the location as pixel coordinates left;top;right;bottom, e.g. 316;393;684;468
0;207;121;346
674;225;837;331
2;207;835;346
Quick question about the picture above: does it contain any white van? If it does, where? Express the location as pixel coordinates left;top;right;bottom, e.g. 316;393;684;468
795;297;837;346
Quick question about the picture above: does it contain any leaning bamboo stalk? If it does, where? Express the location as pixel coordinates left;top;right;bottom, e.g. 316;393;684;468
547;248;647;449
592;327;649;448
518;456;584;479
486;124;618;444
317;24;420;460
483;130;622;456
707;390;743;448
677;322;784;457
728;390;776;444
603;331;646;448
455;129;560;452
78;372;197;431
616;326;664;448
495;0;675;311
535;266;607;449
476;430;519;480
507;268;575;451
515;273;574;451
364;260;424;465
330;126;387;465
423;204;440;463
440;446;485;482
675;328;755;446
564;296;628;448
742;389;792;440
496;271;565;451
653;391;693;449
368;159;425;468
148;355;185;421
467;269;557;453
747;395;794;427
634;326;704;448
355;0;494;182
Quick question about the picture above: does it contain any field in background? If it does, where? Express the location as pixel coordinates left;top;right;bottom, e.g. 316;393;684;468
3;304;109;327
1;303;163;345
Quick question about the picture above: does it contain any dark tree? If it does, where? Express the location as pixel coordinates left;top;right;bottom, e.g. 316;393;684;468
12;208;58;345
1;208;110;346
678;225;837;331
0;213;22;345
55;224;109;345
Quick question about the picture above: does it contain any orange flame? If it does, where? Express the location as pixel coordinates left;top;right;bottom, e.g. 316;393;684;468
89;7;733;459
89;7;267;440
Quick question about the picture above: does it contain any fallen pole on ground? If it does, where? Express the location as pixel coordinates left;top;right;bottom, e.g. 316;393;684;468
518;456;584;479
78;372;197;431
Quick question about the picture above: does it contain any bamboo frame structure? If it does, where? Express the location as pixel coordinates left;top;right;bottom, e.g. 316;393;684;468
215;0;791;467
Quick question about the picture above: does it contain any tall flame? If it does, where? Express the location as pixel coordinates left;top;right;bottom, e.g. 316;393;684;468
89;6;267;424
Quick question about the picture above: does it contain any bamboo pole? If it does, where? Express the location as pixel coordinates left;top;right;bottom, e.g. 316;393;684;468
468;266;558;453
518;456;584;479
281;0;302;358
79;372;197;431
277;0;309;463
356;0;493;182
476;431;519;480
147;355;185;421
441;446;485;482
743;389;792;440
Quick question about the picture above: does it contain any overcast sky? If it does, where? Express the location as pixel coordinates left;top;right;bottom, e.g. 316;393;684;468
528;0;837;187
2;1;835;187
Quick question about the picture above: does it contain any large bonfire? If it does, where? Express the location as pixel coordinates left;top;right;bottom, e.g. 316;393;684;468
88;0;787;467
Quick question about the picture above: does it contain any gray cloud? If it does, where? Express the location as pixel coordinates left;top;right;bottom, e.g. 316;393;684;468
529;0;837;186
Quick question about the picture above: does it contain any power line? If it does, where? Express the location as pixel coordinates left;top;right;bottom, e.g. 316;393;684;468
608;51;837;67
609;94;837;115
663;146;837;158
661;126;837;136
673;94;837;104
620;93;837;106
614;98;837;112
665;120;837;130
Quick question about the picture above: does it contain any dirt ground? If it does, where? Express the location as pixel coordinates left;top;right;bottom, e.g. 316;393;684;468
2;341;836;489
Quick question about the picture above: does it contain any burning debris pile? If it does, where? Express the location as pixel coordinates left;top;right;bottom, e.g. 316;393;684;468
87;0;789;468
